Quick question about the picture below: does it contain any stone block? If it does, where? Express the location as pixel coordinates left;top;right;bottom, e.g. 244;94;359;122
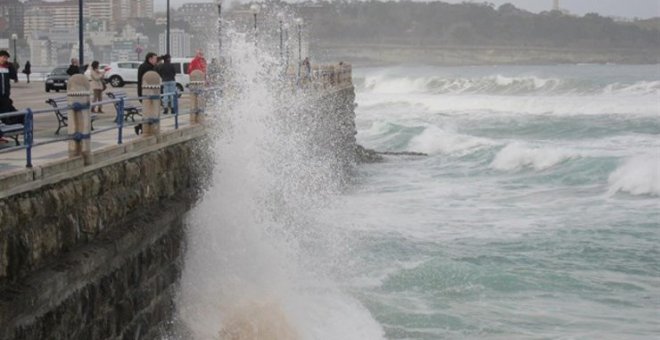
38;156;85;180
124;136;157;154
0;168;34;194
156;129;183;144
92;144;126;164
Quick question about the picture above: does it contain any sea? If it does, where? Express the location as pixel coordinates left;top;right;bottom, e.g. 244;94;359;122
174;58;660;339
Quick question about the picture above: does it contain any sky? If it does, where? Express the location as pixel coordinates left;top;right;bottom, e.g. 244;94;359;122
157;0;660;19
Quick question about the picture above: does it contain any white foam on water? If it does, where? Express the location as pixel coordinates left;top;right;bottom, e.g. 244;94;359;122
490;142;580;171
407;125;495;155
608;156;660;196
175;29;384;340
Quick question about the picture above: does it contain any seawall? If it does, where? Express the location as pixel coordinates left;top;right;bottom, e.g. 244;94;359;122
0;79;357;339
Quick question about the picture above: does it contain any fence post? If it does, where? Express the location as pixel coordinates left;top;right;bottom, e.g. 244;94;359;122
189;70;205;125
141;71;162;137
67;74;92;164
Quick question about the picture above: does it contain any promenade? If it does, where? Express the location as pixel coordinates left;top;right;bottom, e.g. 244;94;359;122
0;81;195;173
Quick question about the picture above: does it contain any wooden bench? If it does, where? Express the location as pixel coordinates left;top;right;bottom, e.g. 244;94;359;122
106;91;142;122
45;97;97;135
0;122;24;145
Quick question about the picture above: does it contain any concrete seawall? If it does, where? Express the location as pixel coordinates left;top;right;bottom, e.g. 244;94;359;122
0;81;357;339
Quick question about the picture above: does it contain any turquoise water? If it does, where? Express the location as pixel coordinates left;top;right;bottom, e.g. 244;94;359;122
334;64;660;338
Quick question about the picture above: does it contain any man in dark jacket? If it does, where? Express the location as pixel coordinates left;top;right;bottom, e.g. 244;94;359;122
0;50;21;134
134;52;158;135
137;52;158;99
155;54;177;114
66;58;80;76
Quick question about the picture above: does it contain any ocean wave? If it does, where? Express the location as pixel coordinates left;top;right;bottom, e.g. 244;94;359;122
407;125;496;155
608;157;660;196
357;74;660;97
490;143;580;171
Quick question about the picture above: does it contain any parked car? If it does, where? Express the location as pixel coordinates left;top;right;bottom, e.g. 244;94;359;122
45;66;70;93
104;58;193;92
104;61;140;87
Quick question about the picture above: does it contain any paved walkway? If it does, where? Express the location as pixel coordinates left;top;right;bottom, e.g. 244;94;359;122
1;82;197;173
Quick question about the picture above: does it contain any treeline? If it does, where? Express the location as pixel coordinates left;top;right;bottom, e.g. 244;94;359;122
295;1;660;49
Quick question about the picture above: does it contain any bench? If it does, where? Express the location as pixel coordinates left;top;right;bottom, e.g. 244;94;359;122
0;122;23;145
46;97;97;135
106;91;142;122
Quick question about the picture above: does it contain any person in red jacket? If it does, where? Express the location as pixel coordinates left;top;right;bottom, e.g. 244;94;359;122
188;49;207;75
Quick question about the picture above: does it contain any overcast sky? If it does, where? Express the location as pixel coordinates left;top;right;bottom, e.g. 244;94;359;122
157;0;660;19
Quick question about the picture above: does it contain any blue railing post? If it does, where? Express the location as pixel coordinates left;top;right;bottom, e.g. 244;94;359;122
117;98;124;144
24;108;34;168
173;91;179;129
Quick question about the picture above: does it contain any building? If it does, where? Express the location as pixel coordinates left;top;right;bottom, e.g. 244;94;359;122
175;2;217;33
159;29;191;58
112;0;154;23
0;0;24;40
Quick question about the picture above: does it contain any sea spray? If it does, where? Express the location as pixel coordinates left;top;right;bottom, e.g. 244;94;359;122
174;26;384;339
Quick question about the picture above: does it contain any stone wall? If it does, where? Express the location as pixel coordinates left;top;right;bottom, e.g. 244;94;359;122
0;128;212;340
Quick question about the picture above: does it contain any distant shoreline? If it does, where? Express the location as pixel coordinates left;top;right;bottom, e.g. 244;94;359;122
314;43;660;67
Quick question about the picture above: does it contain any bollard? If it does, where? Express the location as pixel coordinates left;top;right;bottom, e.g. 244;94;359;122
189;70;205;125
141;71;162;136
67;74;93;164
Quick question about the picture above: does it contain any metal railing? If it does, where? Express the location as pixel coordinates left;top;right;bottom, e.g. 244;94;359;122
0;89;206;169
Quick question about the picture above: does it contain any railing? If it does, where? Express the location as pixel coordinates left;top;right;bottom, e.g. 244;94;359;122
286;62;353;90
0;70;208;169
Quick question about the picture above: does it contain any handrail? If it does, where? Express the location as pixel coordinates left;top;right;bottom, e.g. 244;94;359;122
0;90;204;168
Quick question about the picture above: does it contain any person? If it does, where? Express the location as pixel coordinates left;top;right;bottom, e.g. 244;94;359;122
66;58;80;76
303;57;311;81
88;61;106;113
135;52;158;135
155;54;177;114
188;49;207;75
0;50;20;143
22;61;31;84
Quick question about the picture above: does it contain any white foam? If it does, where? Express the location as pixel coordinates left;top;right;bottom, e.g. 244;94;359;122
491;142;579;171
608;156;660;196
407;125;495;155
176;28;384;339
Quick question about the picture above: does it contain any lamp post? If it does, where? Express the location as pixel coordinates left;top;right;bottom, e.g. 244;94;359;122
283;23;289;70
216;0;223;57
250;4;260;47
277;12;284;62
166;0;170;55
295;18;303;82
10;34;17;65
136;34;141;60
78;0;84;72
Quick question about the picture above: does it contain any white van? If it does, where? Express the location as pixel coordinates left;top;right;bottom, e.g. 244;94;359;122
105;57;193;92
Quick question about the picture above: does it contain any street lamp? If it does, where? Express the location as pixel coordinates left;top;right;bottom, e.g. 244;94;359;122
216;0;223;57
166;0;171;55
250;4;260;46
277;12;284;62
136;34;141;61
78;0;84;72
295;18;303;82
10;34;17;65
283;23;290;70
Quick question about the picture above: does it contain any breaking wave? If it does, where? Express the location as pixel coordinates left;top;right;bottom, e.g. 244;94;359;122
608;156;660;196
490;143;580;171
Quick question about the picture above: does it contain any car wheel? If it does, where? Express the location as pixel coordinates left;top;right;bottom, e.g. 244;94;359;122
109;76;124;87
45;87;50;93
176;84;184;97
55;89;60;93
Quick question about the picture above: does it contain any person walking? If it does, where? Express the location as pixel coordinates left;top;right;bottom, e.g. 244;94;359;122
155;54;177;114
0;50;20;143
88;61;106;113
67;58;80;76
22;61;31;84
135;52;158;135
